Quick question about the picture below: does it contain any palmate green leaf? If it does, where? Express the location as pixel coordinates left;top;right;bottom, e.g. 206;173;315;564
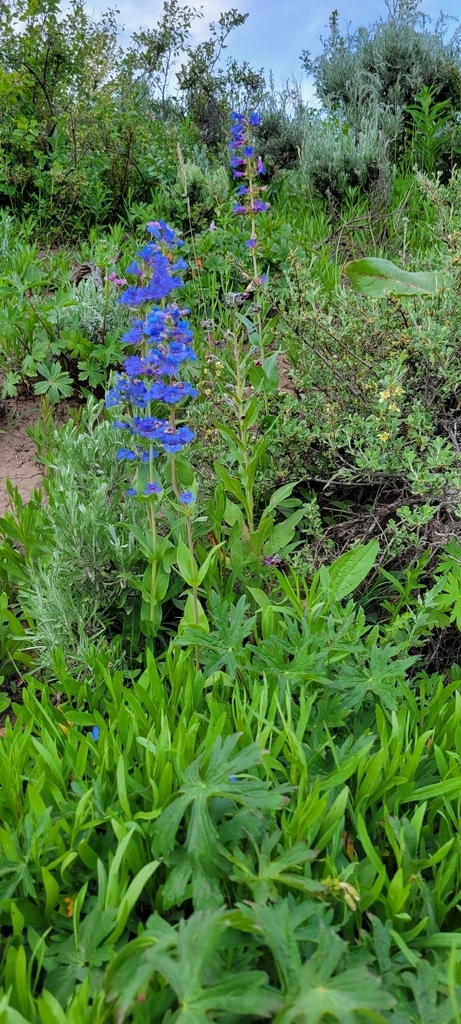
152;913;281;1023
328;642;418;711
104;909;281;1023
221;830;322;904
152;734;288;864
173;592;256;676
34;361;74;399
274;930;395;1024
344;257;442;298
45;904;118;1005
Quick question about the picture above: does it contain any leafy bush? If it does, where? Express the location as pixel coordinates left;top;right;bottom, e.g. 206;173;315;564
174;153;230;231
302;3;461;128
5;405;146;672
298;108;393;203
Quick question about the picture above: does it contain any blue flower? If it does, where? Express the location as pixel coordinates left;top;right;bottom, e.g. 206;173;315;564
106;223;198;492
124;356;144;376
178;425;195;444
144;482;163;496
141;450;160;462
125;261;142;276
126;487;137;496
163;382;198;404
148;382;167;401
117;448;137;460
179;491;195;505
146;220;184;247
90;725;100;741
133;416;169;441
249;112;261;126
121;321;144;345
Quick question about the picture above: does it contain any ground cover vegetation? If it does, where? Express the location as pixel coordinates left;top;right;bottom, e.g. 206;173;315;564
3;0;461;1019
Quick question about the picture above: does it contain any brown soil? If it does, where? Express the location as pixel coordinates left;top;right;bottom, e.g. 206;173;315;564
0;397;44;516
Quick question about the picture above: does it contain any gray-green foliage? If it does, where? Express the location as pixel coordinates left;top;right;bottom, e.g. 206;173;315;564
17;405;144;671
297;107;392;202
175;153;229;229
69;277;128;344
302;4;461;122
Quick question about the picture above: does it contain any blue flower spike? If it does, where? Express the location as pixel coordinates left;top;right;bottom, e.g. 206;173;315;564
106;221;199;499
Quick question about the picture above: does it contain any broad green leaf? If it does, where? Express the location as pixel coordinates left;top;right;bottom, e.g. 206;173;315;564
263;510;305;557
344;257;442;297
176;537;197;587
327;540;379;601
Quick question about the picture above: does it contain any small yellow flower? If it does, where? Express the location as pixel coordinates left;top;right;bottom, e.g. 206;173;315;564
389;402;400;412
379;431;390;442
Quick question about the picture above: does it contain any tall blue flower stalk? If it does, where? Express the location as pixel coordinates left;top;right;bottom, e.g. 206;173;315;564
229;111;269;364
105;220;198;627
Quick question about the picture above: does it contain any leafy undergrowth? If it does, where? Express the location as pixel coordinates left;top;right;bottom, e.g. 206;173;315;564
3;510;461;1021
2;83;461;1024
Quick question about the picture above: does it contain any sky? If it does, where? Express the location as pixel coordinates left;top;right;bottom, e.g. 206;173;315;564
90;0;461;99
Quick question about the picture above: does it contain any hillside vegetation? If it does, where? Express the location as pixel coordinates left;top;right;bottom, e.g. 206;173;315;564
2;1;461;1022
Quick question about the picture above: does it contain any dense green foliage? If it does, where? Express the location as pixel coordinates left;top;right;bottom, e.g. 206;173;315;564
2;1;461;1021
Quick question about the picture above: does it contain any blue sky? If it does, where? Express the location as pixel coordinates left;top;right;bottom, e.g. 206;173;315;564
91;0;460;96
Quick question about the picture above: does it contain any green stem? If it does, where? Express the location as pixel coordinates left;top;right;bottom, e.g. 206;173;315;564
149;501;157;624
186;514;199;626
102;275;110;341
169;407;181;499
247;160;268;412
148;438;158;624
233;332;254;535
186;512;200;672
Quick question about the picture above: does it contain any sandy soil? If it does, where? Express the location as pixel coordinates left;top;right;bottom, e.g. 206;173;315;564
0;397;44;516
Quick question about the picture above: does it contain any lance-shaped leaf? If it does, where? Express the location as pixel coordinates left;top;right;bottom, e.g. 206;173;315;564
344;257;442;298
326;540;379;602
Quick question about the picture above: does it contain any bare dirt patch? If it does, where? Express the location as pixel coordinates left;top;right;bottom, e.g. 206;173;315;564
0;397;44;515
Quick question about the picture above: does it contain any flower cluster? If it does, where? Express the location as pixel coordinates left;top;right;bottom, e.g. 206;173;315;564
117;220;187;307
105;222;198;498
229;112;269;265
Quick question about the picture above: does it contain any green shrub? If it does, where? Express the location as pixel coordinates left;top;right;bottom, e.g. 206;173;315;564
297;109;393;204
302;3;461;124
